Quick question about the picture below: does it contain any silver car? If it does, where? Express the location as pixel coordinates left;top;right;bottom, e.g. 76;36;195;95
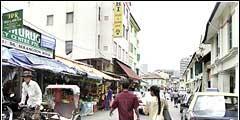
186;92;238;120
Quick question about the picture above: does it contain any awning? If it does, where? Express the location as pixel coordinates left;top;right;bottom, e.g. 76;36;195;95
55;56;119;81
2;47;18;66
116;61;141;80
2;47;76;74
2;46;33;68
102;71;125;80
23;53;76;74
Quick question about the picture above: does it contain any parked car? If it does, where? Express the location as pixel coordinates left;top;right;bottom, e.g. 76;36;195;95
185;92;238;120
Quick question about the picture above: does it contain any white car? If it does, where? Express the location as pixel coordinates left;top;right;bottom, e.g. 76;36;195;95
185;92;238;120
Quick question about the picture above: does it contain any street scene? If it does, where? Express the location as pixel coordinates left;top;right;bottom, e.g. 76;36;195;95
1;1;239;120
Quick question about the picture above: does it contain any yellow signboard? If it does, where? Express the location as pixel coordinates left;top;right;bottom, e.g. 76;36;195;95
113;2;123;37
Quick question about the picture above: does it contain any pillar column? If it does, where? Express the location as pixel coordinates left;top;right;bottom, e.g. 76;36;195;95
211;75;217;88
218;72;230;92
202;70;208;91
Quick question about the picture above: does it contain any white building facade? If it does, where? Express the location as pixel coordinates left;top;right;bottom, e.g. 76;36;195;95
141;72;168;88
202;2;239;93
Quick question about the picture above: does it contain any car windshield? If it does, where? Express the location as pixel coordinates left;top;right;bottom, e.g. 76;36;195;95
193;95;238;117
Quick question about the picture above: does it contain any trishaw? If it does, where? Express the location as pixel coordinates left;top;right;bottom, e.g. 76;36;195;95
42;85;81;120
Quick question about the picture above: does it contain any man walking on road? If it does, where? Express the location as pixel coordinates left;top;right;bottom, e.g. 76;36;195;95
110;80;140;120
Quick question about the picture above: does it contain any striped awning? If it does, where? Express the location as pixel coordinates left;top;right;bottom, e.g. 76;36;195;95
55;56;119;81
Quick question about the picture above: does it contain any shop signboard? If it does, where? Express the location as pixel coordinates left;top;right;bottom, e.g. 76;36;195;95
2;9;23;31
113;2;123;38
2;25;55;58
41;34;56;50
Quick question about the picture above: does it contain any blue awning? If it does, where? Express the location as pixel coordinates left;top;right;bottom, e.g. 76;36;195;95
24;53;76;74
2;47;77;74
2;46;32;68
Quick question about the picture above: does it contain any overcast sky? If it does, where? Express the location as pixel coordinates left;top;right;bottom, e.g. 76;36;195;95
131;1;217;72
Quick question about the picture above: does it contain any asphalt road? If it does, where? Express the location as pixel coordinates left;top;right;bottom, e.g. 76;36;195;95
81;99;181;120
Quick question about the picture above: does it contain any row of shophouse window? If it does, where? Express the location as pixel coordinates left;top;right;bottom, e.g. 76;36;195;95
47;12;74;26
215;15;233;57
189;15;233;80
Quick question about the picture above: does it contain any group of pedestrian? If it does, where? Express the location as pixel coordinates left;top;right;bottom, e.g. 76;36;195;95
168;87;192;109
18;70;173;120
110;81;172;120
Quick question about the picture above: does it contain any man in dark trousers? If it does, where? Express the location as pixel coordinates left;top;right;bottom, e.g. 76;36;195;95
110;81;140;120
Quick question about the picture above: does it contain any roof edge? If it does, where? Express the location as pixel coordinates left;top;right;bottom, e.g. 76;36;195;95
202;2;221;44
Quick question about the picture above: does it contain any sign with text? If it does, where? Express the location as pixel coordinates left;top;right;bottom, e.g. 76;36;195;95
41;34;56;50
2;26;54;58
2;9;23;31
113;2;123;38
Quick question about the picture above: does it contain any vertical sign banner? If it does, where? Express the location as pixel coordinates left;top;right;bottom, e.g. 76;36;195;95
113;2;123;38
2;9;23;31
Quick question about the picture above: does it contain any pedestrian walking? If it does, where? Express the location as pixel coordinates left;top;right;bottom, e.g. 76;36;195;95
109;80;140;120
173;90;179;108
169;89;174;102
143;85;172;120
105;87;113;110
183;89;191;105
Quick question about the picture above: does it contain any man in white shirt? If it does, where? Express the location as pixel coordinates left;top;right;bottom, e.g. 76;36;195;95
19;70;42;119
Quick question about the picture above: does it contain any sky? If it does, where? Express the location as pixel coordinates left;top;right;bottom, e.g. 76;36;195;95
131;1;217;72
